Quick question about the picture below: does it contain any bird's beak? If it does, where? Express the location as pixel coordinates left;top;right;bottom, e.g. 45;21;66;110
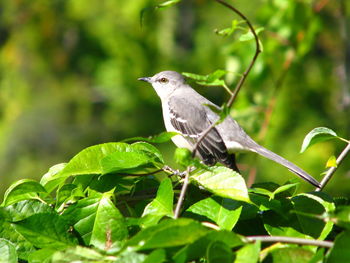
138;77;151;83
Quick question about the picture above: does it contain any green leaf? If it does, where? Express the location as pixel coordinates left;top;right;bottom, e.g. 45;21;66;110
55;184;85;211
1;179;47;207
101;151;158;174
126;218;209;250
300;127;338;153
51;246;115;263
271;183;298;199
143;249;166;263
292;192;335;239
40;163;67;192
327;230;350;263
0;221;35;260
62;190;127;251
173;231;243;263
123;131;178;144
187;196;242;230
49;143;131;181
141;178;174;227
174;148;193;167
215;20;240;37
183;70;229;88
191;166;250;203
234;241;260;263
326;155;337;168
131;142;164;165
266;247;314;263
329;206;350;229
27;248;57;263
239;27;264;41
0;239;18;263
207;240;234;263
12;213;78;249
0;200;53;222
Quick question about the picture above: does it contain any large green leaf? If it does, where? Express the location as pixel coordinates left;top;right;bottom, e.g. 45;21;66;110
265;247;314;263
0;200;53;222
126;218;209;250
292;192;335;239
300;127;338;153
0;239;18;263
234;241;260;263
57;142;131;177
100;151;158;174
172;230;243;263
1;179;47;207
40;163;67;193
62;190;127;251
50;246;116;263
141;178;174;227
207;240;234;263
187;196;242;230
27;248;57;263
12;213;78;249
190;166;250;203
326;230;350;263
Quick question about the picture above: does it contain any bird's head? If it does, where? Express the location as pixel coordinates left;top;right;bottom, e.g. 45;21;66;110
138;71;186;100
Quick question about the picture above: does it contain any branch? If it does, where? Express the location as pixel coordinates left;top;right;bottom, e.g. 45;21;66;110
174;166;191;218
246;235;333;248
316;142;350;191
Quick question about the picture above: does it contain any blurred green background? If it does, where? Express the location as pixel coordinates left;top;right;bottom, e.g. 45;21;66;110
0;0;349;198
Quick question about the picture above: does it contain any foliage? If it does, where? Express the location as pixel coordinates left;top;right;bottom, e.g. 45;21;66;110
0;129;349;262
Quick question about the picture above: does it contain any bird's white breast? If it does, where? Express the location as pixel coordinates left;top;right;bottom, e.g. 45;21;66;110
162;101;193;150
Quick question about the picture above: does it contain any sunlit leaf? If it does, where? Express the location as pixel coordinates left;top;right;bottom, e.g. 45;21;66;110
12;213;78;249
300;127;338;153
326;155;337;168
1;179;47;207
234;241;260;263
187;196;242;230
62;190;127;251
239;27;264;41
0;239;18;263
172;231;243;263
141;178;174;227
126;218;209;250
190;166;250;203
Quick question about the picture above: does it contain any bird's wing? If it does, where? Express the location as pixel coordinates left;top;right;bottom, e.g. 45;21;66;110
168;95;235;168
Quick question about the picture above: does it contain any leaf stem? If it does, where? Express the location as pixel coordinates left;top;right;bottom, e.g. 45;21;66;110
246;235;333;248
316;142;350;191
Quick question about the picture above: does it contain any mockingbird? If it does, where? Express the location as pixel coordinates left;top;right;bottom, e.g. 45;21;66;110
138;70;320;187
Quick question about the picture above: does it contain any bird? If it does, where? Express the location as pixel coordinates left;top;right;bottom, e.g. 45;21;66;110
138;70;320;187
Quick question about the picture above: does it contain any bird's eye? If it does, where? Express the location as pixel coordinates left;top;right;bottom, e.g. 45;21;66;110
159;77;169;83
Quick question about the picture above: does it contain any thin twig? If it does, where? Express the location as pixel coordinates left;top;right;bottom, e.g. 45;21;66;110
215;0;262;108
316;142;350;191
174;166;191;218
192;0;261;159
246;235;333;248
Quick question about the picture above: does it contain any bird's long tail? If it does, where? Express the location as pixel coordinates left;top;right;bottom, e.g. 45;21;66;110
252;145;320;187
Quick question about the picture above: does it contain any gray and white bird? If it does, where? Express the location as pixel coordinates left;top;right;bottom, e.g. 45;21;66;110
138;70;320;187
